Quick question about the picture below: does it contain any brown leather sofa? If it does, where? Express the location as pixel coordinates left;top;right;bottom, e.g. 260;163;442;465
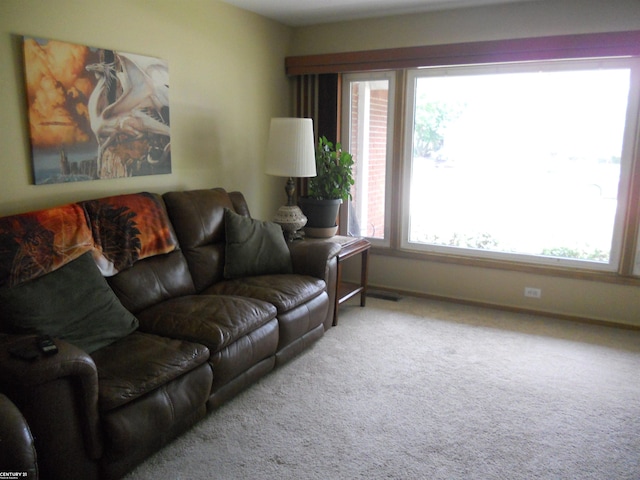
0;188;340;480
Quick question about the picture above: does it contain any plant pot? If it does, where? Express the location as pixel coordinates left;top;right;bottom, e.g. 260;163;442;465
298;197;342;236
304;225;339;238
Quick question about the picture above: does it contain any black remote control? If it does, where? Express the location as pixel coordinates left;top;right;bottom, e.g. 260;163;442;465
36;335;58;355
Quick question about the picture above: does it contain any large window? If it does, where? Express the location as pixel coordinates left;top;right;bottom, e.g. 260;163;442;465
337;58;640;273
402;59;639;271
288;31;640;280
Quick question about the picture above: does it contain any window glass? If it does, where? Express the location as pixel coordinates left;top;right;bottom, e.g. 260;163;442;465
402;60;636;270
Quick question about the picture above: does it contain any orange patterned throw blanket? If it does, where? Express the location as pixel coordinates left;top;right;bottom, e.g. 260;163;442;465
0;203;93;287
82;192;178;276
0;192;179;286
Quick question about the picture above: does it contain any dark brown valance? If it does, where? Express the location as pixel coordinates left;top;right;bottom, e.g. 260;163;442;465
286;30;640;75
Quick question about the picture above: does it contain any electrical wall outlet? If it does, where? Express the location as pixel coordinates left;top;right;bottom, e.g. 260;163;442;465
524;287;542;299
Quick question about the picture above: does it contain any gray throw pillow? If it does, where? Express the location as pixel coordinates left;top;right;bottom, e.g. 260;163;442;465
224;208;293;279
0;251;138;353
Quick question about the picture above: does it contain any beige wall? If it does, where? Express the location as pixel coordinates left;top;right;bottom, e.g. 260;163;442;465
291;0;640;327
0;0;292;220
290;0;640;55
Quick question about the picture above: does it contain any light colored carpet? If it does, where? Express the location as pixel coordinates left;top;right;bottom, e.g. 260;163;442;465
125;296;640;480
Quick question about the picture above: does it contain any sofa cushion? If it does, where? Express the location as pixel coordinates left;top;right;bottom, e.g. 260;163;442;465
91;331;210;411
100;362;211;480
0;251;138;353
223;208;292;279
204;274;326;313
135;295;277;354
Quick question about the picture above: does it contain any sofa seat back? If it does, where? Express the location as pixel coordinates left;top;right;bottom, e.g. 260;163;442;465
162;188;250;292
107;250;196;313
80;192;197;313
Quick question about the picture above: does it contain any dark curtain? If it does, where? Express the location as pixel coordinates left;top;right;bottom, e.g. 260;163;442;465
293;73;340;197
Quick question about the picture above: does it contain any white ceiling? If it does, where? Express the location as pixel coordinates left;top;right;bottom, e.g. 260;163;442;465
219;0;533;26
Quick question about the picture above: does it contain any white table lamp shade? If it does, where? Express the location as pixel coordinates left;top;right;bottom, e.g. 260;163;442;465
265;118;316;178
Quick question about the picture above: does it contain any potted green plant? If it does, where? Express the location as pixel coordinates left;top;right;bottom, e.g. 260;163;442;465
299;136;355;237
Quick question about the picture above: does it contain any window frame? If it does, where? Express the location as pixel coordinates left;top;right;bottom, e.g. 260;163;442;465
341;71;396;247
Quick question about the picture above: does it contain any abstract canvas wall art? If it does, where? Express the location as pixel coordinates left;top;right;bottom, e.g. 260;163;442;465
22;36;171;184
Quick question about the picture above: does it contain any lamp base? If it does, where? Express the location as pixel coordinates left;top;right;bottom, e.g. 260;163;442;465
273;205;307;242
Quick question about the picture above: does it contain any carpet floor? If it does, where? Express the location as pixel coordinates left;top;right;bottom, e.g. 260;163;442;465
125;296;640;479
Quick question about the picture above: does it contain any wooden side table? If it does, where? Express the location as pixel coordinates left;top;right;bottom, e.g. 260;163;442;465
333;236;370;326
304;235;371;326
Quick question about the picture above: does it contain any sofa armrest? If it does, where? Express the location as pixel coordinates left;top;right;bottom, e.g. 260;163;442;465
289;241;341;329
0;335;103;461
289;241;341;280
0;393;39;478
